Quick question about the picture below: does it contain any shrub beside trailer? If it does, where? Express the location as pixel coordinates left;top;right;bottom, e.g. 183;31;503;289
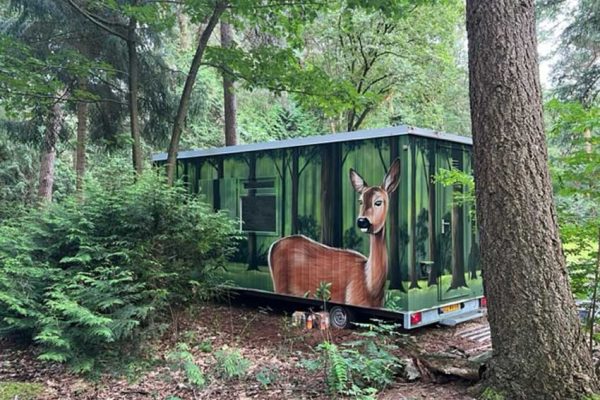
153;126;486;329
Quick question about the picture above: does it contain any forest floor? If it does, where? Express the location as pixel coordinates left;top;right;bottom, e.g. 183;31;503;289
0;299;490;400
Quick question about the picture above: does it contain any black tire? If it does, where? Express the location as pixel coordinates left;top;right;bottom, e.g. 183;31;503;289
329;306;354;329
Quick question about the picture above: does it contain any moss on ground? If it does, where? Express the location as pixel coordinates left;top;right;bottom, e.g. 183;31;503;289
0;381;44;400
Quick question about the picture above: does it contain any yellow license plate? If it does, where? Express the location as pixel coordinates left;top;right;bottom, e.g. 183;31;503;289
441;304;461;313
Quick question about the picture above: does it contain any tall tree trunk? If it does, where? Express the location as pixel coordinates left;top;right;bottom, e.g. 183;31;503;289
128;12;143;174
247;154;258;270
388;139;404;290
427;144;439;286
166;2;226;185
320;144;342;247
466;1;597;397
409;143;420;289
75;92;88;194
279;152;287;235
213;159;223;210
221;21;237;146
38;101;64;203
448;149;467;290
468;234;479;280
291;149;299;234
177;4;190;50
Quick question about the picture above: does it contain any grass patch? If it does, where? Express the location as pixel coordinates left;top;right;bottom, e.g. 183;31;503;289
0;382;44;400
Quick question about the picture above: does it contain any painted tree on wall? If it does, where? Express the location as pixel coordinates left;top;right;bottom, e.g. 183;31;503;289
320;143;343;247
425;141;439;287
448;147;467;290
387;138;404;291
290;147;318;235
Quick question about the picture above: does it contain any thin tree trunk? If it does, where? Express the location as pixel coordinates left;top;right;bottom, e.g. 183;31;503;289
320;144;342;247
449;150;467;290
409;145;420;289
177;4;190;49
589;227;600;355
166;2;226;185
213;159;223;210
388;138;404;290
291;149;299;234
466;0;597;397
38;101;64;203
247;154;258;270
427;144;439;286
221;20;237;146
75;92;88;194
584;128;592;154
128;12;143;174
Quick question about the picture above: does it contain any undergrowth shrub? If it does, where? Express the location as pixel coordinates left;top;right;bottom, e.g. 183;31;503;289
167;342;206;388
303;321;403;399
213;346;251;380
0;164;238;372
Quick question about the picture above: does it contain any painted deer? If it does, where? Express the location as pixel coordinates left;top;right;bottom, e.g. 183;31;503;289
268;159;400;308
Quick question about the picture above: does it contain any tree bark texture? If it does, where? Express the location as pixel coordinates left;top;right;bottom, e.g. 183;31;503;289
166;2;226;185
75;95;88;193
128;13;143;174
221;21;237;146
466;1;597;398
38;101;64;203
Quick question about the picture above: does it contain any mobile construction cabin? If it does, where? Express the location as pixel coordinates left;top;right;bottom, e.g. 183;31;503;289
152;126;485;329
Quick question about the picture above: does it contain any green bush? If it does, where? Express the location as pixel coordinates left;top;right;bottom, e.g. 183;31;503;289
0;165;238;372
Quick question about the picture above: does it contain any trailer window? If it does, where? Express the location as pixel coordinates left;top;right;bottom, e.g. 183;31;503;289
239;178;277;233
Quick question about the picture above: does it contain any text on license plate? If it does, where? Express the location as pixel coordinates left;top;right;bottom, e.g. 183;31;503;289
441;304;461;313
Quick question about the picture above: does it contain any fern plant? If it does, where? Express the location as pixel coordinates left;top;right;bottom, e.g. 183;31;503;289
167;342;206;388
306;321;403;398
320;342;349;395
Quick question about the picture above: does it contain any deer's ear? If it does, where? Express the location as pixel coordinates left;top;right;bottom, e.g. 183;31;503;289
383;158;401;194
349;169;367;193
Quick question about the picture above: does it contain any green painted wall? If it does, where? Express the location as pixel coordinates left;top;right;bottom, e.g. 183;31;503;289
176;134;483;312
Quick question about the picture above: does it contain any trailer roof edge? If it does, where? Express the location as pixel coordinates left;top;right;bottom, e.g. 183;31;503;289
151;125;472;162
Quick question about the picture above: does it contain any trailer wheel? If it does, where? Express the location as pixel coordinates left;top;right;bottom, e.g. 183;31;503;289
329;306;354;329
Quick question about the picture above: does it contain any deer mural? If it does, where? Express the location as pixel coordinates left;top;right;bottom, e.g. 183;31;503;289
268;159;401;308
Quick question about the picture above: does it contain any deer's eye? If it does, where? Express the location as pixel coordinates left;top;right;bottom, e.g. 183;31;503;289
358;199;363;205
374;200;383;207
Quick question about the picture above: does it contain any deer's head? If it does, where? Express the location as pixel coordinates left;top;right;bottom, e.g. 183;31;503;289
349;159;401;235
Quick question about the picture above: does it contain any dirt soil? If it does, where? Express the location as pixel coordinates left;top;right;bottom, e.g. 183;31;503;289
0;301;489;400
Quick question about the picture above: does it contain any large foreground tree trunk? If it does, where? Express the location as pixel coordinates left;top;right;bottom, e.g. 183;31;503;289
38;101;65;203
166;3;226;185
466;1;597;398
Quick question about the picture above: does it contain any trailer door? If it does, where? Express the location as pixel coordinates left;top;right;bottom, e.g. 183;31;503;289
436;144;471;301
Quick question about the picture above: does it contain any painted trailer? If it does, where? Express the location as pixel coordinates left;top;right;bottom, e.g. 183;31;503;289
152;126;486;329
